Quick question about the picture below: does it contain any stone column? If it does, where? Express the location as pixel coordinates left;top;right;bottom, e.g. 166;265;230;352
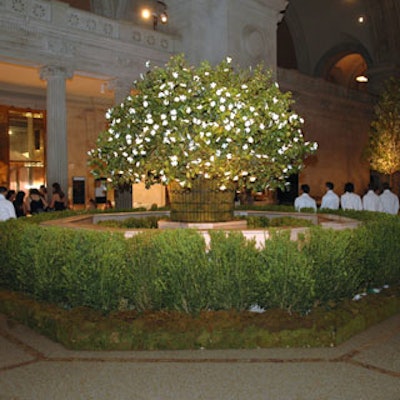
108;78;133;209
364;0;400;94
40;65;73;197
170;0;288;71
108;77;131;104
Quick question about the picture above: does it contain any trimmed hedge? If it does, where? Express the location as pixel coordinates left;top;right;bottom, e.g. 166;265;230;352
0;287;399;350
1;212;400;314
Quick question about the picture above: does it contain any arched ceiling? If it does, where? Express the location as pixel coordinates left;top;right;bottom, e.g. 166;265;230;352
278;0;400;90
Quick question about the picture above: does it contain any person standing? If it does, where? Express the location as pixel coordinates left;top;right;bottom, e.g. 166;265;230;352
320;181;340;210
362;183;382;212
95;179;107;205
0;186;17;221
49;182;68;211
39;185;49;204
294;184;317;212
341;182;362;211
27;188;47;214
379;182;399;215
6;189;16;202
13;190;28;217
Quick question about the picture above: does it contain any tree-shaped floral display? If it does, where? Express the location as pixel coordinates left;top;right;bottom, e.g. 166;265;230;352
88;54;317;221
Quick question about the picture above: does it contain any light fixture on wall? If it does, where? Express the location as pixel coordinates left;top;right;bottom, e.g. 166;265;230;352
356;75;368;83
141;0;168;30
357;15;366;24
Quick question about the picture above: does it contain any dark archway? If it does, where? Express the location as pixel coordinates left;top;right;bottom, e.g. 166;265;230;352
277;19;298;70
314;42;373;91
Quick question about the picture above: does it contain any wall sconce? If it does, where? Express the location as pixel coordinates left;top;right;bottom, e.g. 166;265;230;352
141;0;168;30
355;75;368;83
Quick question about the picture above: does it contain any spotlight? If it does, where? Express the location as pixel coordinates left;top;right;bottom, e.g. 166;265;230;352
160;11;168;24
141;8;152;20
140;1;168;30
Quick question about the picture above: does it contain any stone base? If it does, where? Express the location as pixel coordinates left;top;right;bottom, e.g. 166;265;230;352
158;219;247;230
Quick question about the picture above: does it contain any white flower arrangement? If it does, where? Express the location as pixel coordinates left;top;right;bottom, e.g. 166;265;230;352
89;54;317;191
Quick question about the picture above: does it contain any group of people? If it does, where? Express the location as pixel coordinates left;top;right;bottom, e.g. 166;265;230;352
295;181;400;214
0;182;68;222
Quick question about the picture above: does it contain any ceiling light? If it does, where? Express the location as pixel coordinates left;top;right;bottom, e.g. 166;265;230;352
357;15;365;24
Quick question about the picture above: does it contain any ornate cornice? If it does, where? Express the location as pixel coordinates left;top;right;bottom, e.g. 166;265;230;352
0;0;175;78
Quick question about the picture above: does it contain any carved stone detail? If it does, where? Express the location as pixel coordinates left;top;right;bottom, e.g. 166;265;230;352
160;39;169;49
242;25;265;59
67;12;79;27
146;35;156;46
132;31;142;42
86;18;96;32
3;0;49;20
116;56;141;70
45;38;76;57
11;0;26;13
31;1;50;21
39;65;73;81
66;10;115;37
103;23;113;36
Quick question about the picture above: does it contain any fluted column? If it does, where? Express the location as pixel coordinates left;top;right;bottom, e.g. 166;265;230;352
40;65;73;196
108;77;133;209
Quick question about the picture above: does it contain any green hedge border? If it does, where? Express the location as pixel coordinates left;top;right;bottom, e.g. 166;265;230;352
1;287;399;350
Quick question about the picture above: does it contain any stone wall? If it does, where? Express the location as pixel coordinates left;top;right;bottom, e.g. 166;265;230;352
278;68;374;202
66;96;112;204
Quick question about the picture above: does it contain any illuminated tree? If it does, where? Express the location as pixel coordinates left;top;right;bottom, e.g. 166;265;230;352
367;78;400;185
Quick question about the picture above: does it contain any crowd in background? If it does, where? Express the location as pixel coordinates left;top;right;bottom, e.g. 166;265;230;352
0;182;67;221
2;179;400;222
295;181;400;215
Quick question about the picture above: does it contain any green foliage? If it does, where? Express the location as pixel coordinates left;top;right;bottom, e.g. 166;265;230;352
88;54;317;191
125;229;208;313
207;231;262;310
366;77;400;178
257;231;315;313
269;216;314;227
97;214;312;229
356;215;400;286
303;228;364;304
1;212;399;314
97;216;162;229
0;219;129;311
1;288;399;350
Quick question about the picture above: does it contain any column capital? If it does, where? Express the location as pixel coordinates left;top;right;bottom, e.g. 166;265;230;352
39;65;74;81
108;77;132;104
